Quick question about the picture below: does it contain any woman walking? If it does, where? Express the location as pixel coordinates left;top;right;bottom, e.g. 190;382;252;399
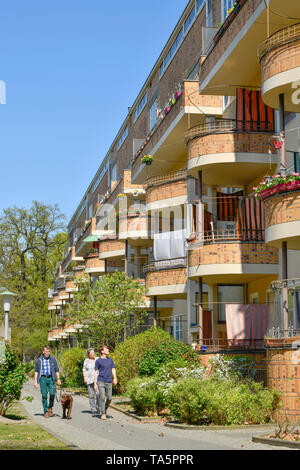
82;348;99;416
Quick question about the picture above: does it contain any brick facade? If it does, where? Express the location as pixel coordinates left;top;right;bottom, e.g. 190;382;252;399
99;240;126;255
146;268;187;288
146;178;187;205
189;243;279;266
264;191;300;228
85;254;105;271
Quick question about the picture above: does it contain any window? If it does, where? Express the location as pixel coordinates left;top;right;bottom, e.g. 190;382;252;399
118;125;128;150
217;285;244;323
134;94;147;122
206;0;213;27
197;0;205;11
92;161;109;192
159;28;183;78
111;162;117;184
184;6;195;34
294;152;300;173
173;316;183;341
222;0;235;21
223;96;230;110
150;99;158;131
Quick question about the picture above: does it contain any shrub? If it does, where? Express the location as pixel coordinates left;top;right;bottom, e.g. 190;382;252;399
111;327;171;393
0;344;27;416
167;377;281;426
137;341;197;377
58;348;86;387
154;360;205;398
126;377;164;416
209;354;256;381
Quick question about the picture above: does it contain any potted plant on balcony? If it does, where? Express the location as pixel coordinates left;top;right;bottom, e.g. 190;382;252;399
141;155;153;166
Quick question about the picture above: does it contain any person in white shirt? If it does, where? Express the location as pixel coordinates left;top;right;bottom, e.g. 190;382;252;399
82;348;99;416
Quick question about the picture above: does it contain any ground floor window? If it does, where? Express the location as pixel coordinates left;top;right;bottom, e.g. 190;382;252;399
217;284;244;323
173;316;183;341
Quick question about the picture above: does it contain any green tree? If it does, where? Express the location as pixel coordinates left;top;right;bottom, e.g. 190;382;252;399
67;271;148;348
0;201;67;359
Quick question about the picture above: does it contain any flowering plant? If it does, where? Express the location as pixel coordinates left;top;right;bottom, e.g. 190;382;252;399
253;172;300;199
141;154;153;164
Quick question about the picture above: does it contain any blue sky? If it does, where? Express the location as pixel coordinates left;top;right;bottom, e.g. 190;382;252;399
0;0;188;223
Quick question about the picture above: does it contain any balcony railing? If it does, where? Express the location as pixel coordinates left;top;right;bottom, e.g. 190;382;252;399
185;118;274;144
197;338;266;352
144;257;187;273
145;169;187;189
258;22;300;61
191;228;265;244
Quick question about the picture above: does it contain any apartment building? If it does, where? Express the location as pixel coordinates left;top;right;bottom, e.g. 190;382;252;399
48;0;300;350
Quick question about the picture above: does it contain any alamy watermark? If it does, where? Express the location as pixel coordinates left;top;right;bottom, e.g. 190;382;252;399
291;80;300;106
0;80;6;104
292;340;300;366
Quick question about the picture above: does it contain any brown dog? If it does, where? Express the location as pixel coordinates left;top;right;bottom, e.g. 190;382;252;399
61;393;73;420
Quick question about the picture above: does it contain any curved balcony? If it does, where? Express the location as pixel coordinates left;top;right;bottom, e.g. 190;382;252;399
144;258;187;298
185;119;277;186
52;294;62;307
189;231;279;284
145;170;187;211
258;23;300;112
48;301;56;311
84;253;105;275
65;278;78;293
118;214;150;246
99;239;126;260
58;289;70;301
264;190;300;249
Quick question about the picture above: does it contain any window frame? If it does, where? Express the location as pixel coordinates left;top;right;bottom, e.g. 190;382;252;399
217;284;245;324
118;125;129;150
133;94;148;123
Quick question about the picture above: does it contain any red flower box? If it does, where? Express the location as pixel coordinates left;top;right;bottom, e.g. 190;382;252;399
260;189;271;200
285;181;300;191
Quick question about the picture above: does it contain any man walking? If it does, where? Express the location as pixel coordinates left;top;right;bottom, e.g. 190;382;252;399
34;345;61;418
94;345;117;420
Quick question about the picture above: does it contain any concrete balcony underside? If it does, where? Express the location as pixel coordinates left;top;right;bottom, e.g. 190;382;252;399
131;82;222;184
185;125;277;186
259;26;300;112
199;0;299;96
264;191;300;249
188;242;279;284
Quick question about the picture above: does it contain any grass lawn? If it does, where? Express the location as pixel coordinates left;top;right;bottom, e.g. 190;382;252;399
0;402;71;450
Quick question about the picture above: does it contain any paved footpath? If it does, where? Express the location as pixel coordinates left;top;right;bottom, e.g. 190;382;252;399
21;381;291;451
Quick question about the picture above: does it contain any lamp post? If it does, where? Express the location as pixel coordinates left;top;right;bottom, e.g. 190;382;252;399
0;289;17;342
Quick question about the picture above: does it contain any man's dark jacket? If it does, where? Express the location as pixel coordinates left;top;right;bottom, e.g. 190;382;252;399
35;355;59;384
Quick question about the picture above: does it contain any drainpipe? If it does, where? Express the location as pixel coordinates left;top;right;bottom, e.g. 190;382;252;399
198;277;203;346
279;94;289;332
153;296;157;328
198;171;203;345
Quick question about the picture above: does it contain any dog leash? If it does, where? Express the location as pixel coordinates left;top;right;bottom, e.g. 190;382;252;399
55;386;65;402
